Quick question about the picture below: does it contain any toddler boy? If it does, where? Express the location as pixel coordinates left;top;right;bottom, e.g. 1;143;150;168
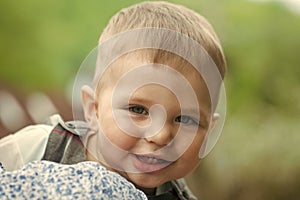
0;1;226;199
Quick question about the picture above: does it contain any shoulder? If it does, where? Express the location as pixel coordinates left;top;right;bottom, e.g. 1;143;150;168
1;114;69;146
0;123;52;171
0;114;69;171
46;114;89;137
0;114;69;142
42;115;89;164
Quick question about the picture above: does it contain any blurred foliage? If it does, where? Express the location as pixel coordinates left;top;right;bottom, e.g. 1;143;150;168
1;0;300;199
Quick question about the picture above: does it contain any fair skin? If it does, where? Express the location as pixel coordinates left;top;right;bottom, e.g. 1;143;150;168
82;53;217;194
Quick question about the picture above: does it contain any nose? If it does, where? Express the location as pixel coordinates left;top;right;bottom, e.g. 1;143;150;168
145;123;174;146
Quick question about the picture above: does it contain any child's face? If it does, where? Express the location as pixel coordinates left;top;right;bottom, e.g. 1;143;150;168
85;55;213;189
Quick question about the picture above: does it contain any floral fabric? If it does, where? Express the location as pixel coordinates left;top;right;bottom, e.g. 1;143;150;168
0;161;147;200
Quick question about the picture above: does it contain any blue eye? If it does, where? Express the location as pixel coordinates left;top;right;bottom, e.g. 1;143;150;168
175;115;199;126
128;105;148;115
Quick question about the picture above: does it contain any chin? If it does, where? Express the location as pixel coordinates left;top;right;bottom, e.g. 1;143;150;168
127;173;166;189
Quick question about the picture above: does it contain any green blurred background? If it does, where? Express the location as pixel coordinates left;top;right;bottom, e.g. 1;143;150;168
0;0;300;199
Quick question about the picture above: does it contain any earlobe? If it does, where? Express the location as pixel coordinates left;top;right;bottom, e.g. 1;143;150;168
81;85;99;131
210;113;220;130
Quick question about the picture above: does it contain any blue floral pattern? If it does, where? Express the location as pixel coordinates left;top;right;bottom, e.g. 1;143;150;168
0;161;147;200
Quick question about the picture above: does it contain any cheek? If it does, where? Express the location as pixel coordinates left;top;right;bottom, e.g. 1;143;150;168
99;115;138;151
180;133;204;164
97;101;144;152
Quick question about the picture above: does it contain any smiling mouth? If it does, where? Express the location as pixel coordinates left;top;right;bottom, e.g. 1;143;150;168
131;153;173;172
136;154;170;164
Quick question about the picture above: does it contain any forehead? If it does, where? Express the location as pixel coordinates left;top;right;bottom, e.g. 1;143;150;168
105;49;205;83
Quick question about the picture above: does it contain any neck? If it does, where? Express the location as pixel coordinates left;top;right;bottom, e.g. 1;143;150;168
136;186;156;195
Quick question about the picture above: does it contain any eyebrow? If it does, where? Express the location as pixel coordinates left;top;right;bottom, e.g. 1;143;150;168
128;97;153;106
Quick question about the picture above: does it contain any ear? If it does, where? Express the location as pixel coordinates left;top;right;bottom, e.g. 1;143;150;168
198;113;219;158
81;85;99;131
209;113;219;130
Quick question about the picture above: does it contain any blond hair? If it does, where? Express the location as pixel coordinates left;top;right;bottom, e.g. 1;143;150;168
99;1;226;79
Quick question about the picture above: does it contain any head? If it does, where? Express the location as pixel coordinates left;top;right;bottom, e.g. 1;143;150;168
81;1;226;192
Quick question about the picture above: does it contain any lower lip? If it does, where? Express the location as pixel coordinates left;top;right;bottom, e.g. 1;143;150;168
130;154;172;173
